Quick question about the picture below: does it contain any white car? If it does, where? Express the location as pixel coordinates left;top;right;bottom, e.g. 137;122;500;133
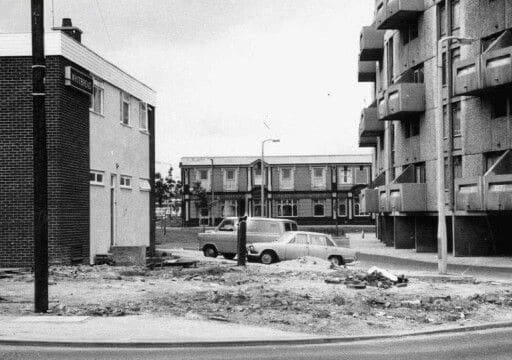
247;231;357;265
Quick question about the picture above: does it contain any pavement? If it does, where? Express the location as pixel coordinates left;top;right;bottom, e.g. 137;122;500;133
348;233;512;272
1;314;512;349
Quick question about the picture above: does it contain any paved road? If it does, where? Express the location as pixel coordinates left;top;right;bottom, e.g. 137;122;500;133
1;328;511;360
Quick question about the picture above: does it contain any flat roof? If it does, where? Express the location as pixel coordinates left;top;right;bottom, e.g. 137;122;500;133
181;154;372;166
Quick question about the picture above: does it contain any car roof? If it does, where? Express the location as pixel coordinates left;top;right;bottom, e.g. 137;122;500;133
221;217;296;223
283;231;331;236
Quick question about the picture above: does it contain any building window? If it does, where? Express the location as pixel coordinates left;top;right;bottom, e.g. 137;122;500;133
387;37;394;86
89;170;104;185
414;162;426;183
90;79;104;114
413;65;424;84
442;52;447;86
139;178;151;192
338;166;353;184
485;151;506;173
353;197;362;217
451;0;460;33
313;199;325;217
224;169;237;191
411;118;420;136
443;105;448;138
277;200;297;217
120;175;132;189
453;156;462;179
402;23;419;45
439;1;447;38
452;102;461;137
139;102;148;131
338;198;347;217
121;92;130;125
491;94;508;119
279;168;294;190
199;170;208;180
311;167;326;189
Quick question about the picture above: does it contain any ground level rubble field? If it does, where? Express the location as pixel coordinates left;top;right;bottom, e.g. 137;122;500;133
1;250;512;336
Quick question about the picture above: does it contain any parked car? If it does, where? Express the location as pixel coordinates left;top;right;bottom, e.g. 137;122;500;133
198;217;298;259
246;231;357;265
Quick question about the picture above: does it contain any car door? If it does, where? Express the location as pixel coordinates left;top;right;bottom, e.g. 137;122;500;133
307;234;328;259
284;233;309;260
214;218;237;253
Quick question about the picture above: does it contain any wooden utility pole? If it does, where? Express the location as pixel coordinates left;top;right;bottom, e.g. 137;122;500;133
237;216;247;266
32;0;49;312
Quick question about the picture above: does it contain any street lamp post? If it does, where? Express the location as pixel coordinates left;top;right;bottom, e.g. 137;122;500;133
210;158;214;226
436;35;476;274
261;139;280;217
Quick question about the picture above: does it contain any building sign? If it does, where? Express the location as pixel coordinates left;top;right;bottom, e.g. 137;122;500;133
64;66;93;95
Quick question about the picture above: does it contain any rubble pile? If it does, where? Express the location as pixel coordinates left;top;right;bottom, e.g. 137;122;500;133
326;266;408;289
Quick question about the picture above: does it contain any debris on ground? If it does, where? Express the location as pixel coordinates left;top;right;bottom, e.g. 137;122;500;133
324;266;408;290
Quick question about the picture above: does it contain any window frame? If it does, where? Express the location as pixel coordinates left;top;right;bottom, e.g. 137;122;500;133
338;166;353;184
279;167;294;190
90;78;104;115
139;178;151;192
139;101;148;131
89;170;105;186
121;92;131;126
313;199;325;217
277;199;298;218
120;175;132;189
311;166;326;189
337;197;348;217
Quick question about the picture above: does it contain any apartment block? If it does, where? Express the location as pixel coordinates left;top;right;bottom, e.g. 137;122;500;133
358;0;512;256
180;155;373;226
0;21;156;266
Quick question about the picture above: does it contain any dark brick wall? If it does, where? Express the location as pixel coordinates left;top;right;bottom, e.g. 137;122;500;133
0;55;90;267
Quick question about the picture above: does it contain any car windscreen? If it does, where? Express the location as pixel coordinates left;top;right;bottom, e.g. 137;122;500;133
217;219;235;231
247;220;281;234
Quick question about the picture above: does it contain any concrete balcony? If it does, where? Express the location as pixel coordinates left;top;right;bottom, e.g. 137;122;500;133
360;188;379;213
387;183;426;212
484;174;512;211
453;58;481;96
359;106;383;137
375;0;424;30
358;135;378;148
481;45;512;92
378;83;425;121
358;60;377;82
378;186;389;213
359;26;384;61
455;177;484;211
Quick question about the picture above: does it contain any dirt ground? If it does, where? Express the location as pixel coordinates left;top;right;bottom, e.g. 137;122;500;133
1;251;512;336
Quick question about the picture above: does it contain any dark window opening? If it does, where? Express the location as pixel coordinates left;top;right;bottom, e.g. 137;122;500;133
453;156;462;179
452;102;461;137
491;94;507;118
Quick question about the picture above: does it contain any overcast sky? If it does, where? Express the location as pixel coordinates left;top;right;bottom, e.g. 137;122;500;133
1;0;374;177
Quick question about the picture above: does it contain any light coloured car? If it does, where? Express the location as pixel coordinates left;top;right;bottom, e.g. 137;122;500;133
198;217;298;260
246;231;357;265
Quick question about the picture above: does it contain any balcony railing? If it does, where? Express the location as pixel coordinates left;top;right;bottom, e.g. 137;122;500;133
375;0;424;30
360;188;379;213
484;174;512;211
378;83;425;121
359;135;378;148
358;60;377;82
387;183;426;212
359;106;383;137
454;177;484;211
453;45;512;96
359;26;384;61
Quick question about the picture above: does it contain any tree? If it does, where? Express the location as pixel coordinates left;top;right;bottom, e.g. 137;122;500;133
191;181;208;219
154;172;169;206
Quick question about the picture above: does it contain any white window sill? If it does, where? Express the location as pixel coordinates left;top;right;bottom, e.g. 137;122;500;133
89;109;104;117
120;122;132;128
89;182;105;187
313;214;326;217
139;129;150;135
120;186;132;190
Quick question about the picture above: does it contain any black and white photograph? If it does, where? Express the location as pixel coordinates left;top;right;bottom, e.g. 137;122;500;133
1;0;512;359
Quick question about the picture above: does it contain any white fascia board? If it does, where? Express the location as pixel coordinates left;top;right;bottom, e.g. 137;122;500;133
0;32;156;106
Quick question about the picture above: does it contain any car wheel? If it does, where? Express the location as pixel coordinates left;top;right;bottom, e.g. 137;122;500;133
328;256;344;266
222;253;236;260
260;251;276;265
203;246;218;258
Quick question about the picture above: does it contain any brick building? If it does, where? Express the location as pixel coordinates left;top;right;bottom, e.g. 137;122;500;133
358;0;512;255
0;21;156;267
180;155;373;226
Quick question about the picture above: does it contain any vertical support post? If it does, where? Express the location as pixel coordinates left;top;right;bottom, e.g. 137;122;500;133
32;0;48;313
261;146;265;217
437;37;448;275
210;159;215;226
237;216;247;266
